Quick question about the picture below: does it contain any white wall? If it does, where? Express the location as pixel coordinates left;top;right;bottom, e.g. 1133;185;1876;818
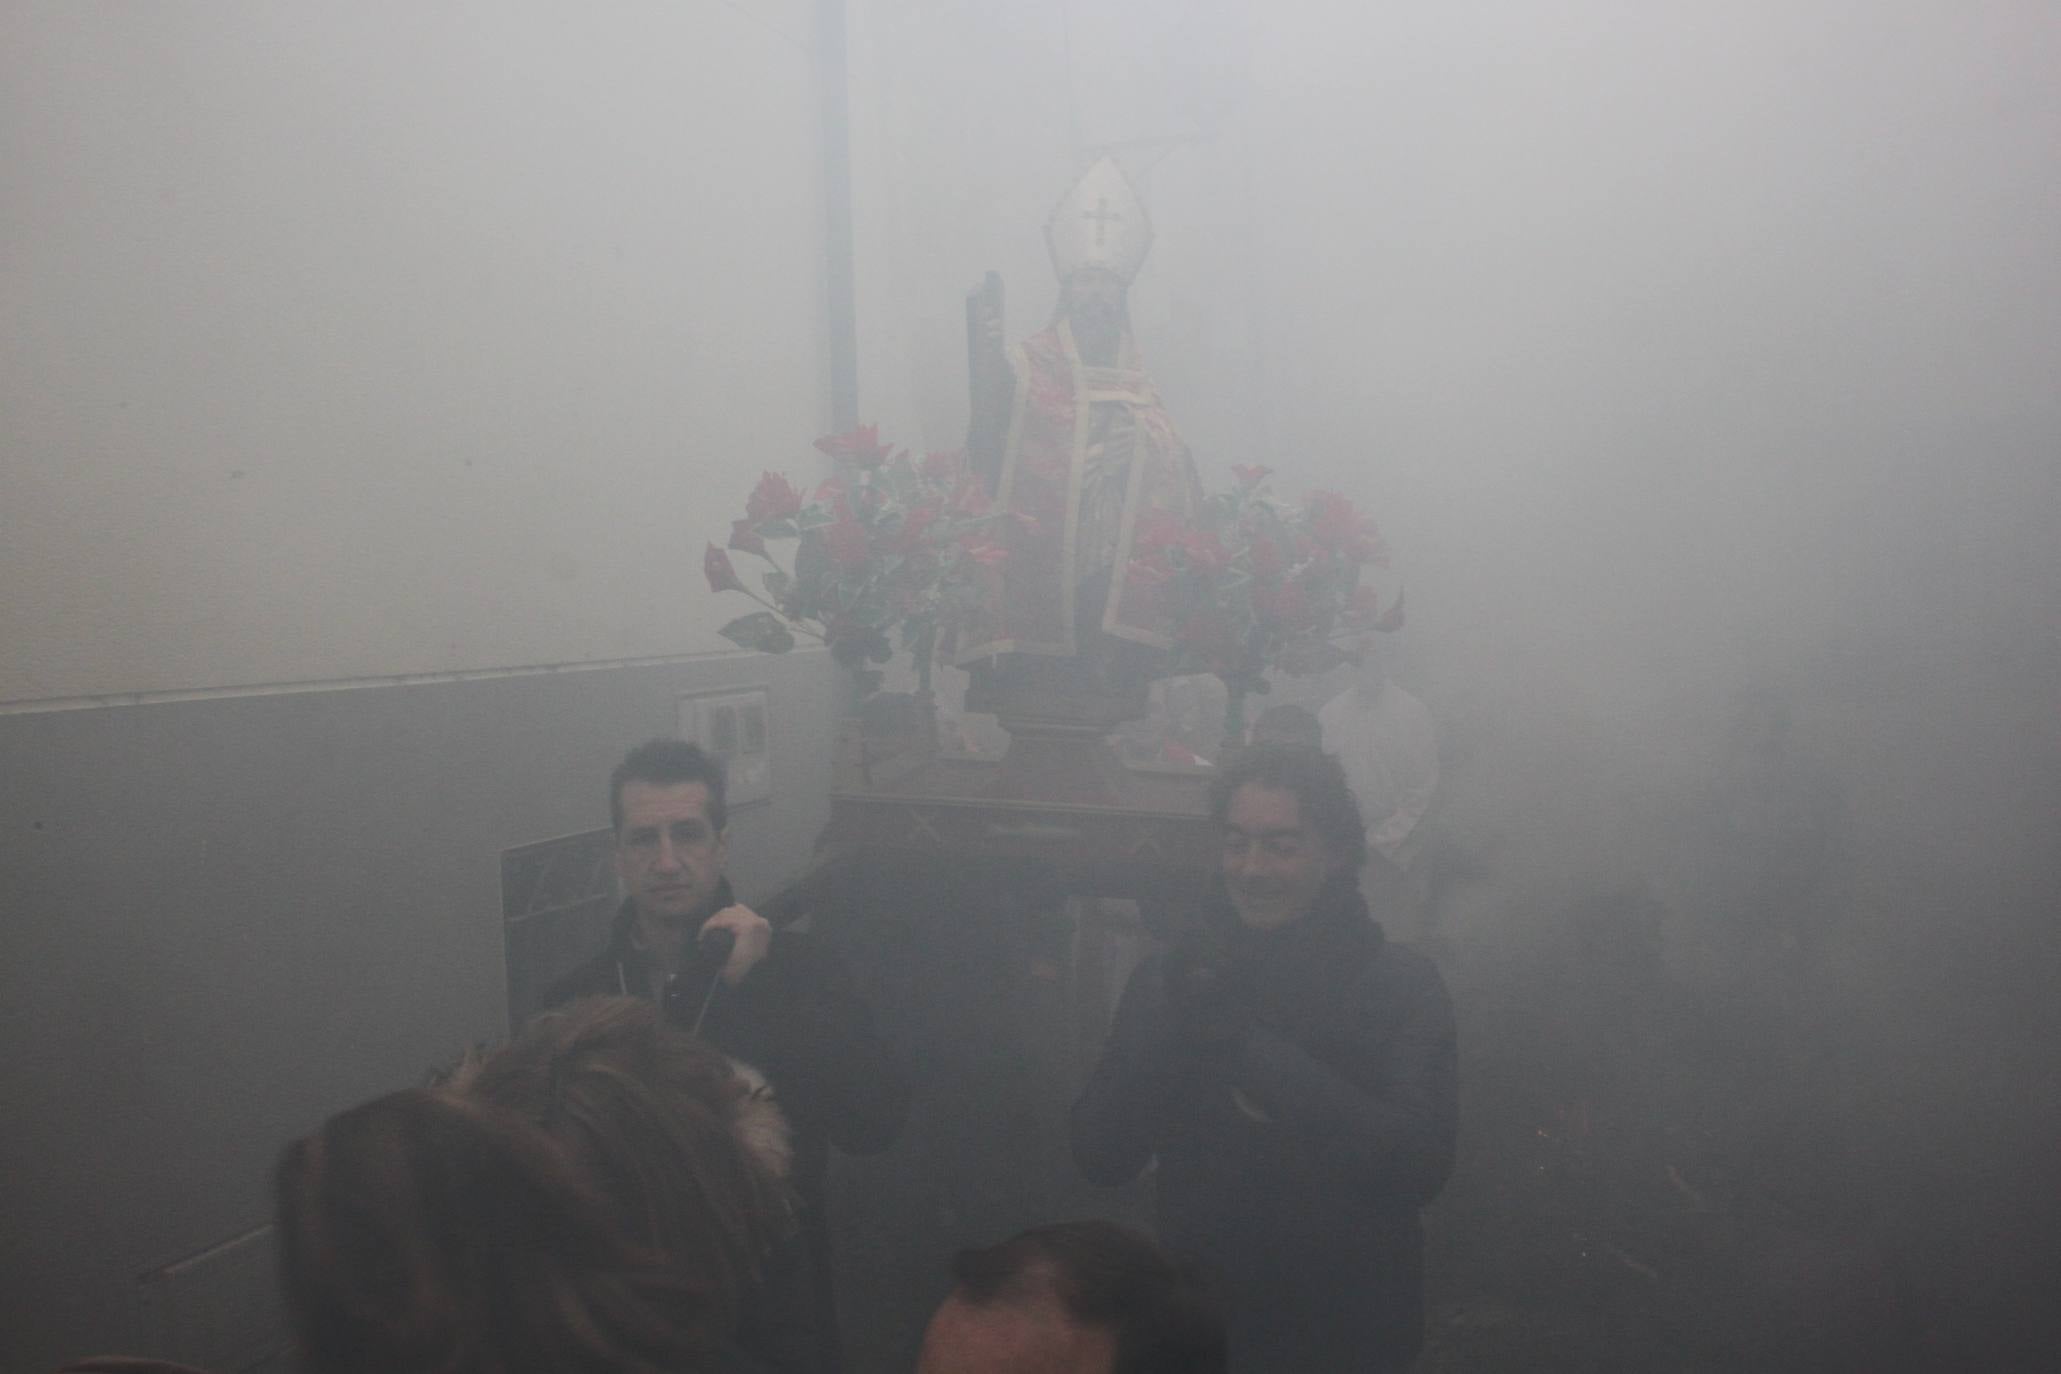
0;5;843;1369
2;1;829;707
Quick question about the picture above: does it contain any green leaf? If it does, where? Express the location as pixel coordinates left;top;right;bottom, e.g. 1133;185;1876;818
757;518;798;539
763;569;793;603
796;504;834;532
718;612;796;653
795;533;828;585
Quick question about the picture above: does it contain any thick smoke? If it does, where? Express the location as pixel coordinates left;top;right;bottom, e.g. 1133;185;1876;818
856;3;2060;1366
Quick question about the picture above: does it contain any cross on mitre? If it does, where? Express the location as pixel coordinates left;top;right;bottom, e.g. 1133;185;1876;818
1084;196;1123;247
1045;156;1154;284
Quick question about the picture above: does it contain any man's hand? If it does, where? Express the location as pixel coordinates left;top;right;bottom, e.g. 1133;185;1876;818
701;904;772;985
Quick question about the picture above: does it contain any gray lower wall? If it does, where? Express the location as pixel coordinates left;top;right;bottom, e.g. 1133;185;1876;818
0;650;835;1373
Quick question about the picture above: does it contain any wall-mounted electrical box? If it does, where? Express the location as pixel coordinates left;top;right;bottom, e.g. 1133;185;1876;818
678;687;772;808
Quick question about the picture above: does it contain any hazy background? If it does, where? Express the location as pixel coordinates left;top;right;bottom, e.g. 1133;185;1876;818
849;2;2061;1364
4;1;2057;1369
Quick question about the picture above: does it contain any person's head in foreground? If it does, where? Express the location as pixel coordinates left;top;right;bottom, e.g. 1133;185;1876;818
1209;741;1367;930
446;996;792;1336
916;1220;1225;1374
274;1087;712;1374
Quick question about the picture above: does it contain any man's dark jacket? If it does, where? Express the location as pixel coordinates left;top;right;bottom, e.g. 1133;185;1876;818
1070;877;1458;1372
545;881;909;1373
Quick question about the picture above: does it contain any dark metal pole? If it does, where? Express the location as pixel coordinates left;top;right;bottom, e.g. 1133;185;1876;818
817;0;860;431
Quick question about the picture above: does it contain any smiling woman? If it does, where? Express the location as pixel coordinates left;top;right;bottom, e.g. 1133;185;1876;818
272;1088;723;1374
1219;783;1335;931
1212;743;1369;929
1073;744;1457;1371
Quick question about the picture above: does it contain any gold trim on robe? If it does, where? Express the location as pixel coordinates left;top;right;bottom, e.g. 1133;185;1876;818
955;321;1205;663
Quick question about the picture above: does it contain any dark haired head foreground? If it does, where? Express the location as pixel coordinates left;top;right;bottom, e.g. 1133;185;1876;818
278;999;804;1374
274;1088;719;1374
918;1220;1225;1374
447;997;794;1343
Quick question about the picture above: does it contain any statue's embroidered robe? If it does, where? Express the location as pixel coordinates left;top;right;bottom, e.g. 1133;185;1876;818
956;320;1205;662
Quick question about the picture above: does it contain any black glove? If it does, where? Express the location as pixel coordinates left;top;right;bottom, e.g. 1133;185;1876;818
1162;945;1257;1053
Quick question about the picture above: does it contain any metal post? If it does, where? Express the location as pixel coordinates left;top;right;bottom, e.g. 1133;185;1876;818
817;0;860;431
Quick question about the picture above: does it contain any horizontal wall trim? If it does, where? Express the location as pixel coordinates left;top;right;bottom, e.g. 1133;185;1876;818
0;647;829;718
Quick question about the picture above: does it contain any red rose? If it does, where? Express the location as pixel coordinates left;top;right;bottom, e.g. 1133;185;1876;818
1253;578;1311;628
820;515;871;570
1132;508;1185;557
704;543;745;594
1178;528;1229;573
1306;490;1360;547
746;471;803;523
895;503;939;552
727;519;768;558
814;423;894;468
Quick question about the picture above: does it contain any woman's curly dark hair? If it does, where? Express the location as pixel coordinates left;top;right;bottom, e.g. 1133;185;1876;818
274;1088;712;1374
447;997;793;1336
1209;741;1369;873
